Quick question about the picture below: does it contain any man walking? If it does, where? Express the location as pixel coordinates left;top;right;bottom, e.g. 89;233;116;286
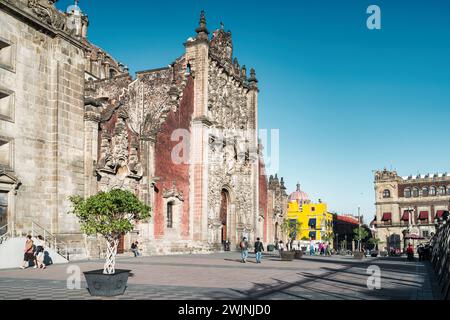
240;237;249;263
254;238;264;263
20;235;34;269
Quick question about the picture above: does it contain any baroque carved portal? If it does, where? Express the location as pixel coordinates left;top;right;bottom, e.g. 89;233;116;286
96;106;143;193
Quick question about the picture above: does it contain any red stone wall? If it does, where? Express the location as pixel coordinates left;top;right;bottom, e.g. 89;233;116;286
259;159;268;242
154;77;194;239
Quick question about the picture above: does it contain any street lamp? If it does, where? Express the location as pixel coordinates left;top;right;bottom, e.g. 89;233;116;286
358;205;361;252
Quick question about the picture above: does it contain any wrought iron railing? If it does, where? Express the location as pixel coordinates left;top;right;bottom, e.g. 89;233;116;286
31;221;70;261
0;223;10;245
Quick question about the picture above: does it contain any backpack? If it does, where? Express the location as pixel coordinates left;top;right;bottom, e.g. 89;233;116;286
240;241;247;249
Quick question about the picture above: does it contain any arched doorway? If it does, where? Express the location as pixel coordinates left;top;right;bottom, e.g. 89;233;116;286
220;189;229;242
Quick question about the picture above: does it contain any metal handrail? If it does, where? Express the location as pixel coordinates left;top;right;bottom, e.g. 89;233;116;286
31;221;70;261
0;223;10;245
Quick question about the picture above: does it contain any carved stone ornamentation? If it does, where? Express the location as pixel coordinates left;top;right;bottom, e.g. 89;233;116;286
96;105;144;192
26;0;67;31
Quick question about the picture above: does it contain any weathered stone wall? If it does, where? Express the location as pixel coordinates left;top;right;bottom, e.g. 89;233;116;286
258;159;268;242
0;6;85;238
154;77;194;242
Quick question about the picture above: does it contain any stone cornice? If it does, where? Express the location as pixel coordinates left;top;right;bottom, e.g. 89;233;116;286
0;0;86;50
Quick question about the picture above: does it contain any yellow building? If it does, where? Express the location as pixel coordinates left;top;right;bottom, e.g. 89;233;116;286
287;183;333;242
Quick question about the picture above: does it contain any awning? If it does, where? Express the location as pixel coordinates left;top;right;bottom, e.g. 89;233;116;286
418;211;429;220
436;210;445;218
309;231;316;239
381;212;392;221
308;218;317;227
401;211;409;221
405;234;425;240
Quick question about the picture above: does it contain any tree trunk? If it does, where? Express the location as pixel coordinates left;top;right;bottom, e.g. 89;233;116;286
103;236;119;275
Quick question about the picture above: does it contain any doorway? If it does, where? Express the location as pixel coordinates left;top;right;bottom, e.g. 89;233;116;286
220;189;229;242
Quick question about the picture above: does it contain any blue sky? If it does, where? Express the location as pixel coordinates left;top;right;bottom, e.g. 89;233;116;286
57;0;450;222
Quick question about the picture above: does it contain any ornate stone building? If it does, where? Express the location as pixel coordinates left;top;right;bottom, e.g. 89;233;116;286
374;169;450;251
0;1;287;259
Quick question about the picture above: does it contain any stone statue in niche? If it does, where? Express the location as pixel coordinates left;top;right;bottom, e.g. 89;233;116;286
98;132;116;172
128;141;143;178
224;143;236;176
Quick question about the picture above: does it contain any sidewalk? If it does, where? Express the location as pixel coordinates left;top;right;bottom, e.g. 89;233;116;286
0;252;440;300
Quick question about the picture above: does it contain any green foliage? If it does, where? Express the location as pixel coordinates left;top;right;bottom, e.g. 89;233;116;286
69;189;151;239
301;236;310;241
281;219;302;239
353;227;369;241
322;232;334;243
368;238;380;245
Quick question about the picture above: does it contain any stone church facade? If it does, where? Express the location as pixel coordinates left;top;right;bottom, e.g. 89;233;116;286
0;1;287;259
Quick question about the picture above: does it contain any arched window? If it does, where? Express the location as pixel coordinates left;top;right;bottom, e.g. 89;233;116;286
167;202;174;229
109;68;117;78
383;189;391;198
404;188;411;198
430;186;437;196
412;188;419;197
439;186;446;196
422;187;429;197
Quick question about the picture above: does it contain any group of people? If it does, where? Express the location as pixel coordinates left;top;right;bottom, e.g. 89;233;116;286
311;241;332;256
20;235;46;269
239;237;265;263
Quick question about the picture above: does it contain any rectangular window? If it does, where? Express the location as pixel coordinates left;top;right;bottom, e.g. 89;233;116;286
0;191;7;230
167;202;173;229
0;88;14;122
0;37;15;72
0;137;13;170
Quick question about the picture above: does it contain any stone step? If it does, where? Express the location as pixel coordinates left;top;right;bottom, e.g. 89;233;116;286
0;237;69;270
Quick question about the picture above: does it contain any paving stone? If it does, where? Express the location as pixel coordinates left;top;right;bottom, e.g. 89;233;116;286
0;253;441;300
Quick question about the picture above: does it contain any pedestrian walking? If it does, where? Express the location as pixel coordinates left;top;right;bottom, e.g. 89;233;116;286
309;239;315;256
34;235;46;269
254;238;264;263
131;241;140;257
278;240;285;252
318;242;324;255
240;237;249;263
20;235;34;269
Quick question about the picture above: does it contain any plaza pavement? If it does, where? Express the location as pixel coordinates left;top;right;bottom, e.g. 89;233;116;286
0;252;441;300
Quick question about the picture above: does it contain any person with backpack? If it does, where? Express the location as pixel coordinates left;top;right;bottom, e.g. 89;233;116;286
254;238;264;263
240;237;249;263
20;235;34;269
34;235;46;269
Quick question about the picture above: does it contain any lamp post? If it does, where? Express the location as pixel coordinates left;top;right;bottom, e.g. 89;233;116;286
358;205;361;252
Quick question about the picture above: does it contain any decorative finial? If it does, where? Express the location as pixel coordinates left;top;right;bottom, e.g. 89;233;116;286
296;182;301;192
220;22;224;30
195;10;209;39
249;68;258;83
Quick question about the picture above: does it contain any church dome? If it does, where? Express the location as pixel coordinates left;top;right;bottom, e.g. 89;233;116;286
67;1;82;15
289;183;310;205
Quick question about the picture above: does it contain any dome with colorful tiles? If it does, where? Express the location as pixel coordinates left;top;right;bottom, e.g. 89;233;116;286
289;183;310;206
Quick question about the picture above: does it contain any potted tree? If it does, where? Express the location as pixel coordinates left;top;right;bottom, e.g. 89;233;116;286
280;219;302;260
69;189;150;297
353;227;369;259
368;238;380;257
